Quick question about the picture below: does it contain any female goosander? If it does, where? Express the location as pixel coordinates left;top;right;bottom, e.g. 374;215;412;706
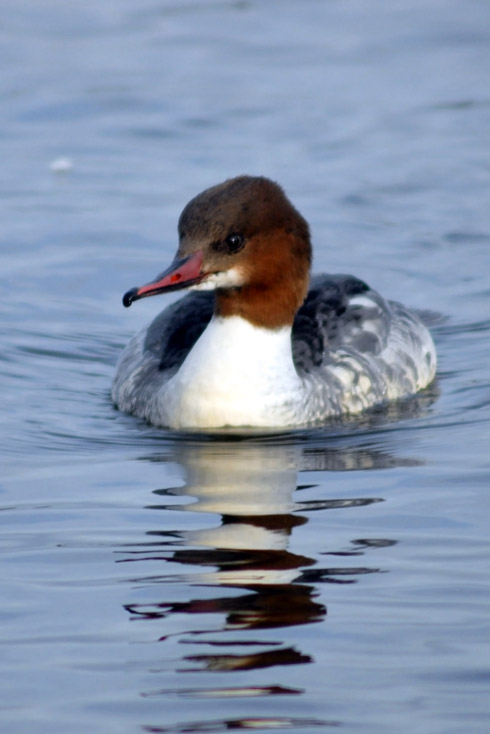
112;176;436;429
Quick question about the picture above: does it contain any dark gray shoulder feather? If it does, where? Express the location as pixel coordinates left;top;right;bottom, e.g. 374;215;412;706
144;291;214;373
292;274;392;373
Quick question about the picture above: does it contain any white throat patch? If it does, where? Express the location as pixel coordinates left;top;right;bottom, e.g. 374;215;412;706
190;266;245;291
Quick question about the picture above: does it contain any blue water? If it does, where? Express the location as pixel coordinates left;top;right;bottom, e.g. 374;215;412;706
2;1;490;732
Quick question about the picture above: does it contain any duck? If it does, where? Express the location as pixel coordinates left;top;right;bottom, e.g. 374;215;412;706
112;175;436;429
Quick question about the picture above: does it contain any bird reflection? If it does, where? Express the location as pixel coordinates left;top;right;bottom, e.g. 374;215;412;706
119;438;405;683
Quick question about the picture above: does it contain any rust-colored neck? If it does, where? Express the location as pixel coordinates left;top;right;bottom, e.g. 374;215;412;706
214;230;310;329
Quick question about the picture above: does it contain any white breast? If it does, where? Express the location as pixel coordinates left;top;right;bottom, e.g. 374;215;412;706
156;316;304;428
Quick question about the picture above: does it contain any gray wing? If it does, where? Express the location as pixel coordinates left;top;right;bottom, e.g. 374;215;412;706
292;274;392;373
112;292;214;417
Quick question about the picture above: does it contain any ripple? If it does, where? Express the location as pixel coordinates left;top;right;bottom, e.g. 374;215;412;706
142;716;339;732
142;685;302;699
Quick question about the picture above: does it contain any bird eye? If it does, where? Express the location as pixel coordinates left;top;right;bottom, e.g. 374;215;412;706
225;233;244;253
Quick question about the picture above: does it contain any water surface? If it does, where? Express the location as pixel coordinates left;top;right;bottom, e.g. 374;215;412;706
2;1;490;733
